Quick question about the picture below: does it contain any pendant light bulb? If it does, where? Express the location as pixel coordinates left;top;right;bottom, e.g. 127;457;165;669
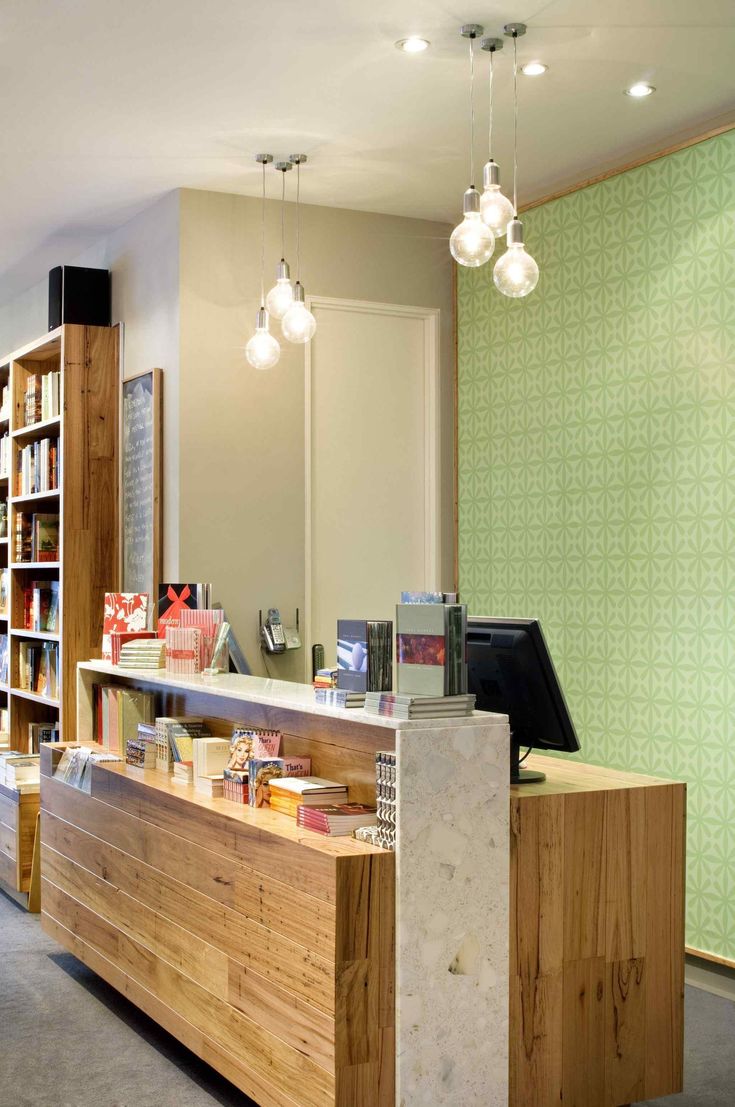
282;281;317;344
480;160;516;237
246;307;280;369
266;259;294;320
450;187;495;267
493;218;539;298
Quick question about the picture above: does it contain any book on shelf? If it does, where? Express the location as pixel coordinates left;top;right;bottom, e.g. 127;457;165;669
313;667;338;690
297;803;377;836
0;569;8;619
226;726;282;773
165;625;202;674
157;582;212;639
125;722;157;769
94;685;155;752
54;746;121;793
248;758;286;807
196;773;224;798
23;371;61;427
0;432;9;480
118;638;166;669
192;735;231;789
14;511;60;563
16;436;60;496
22;580;60;632
0;706;8;748
155;717;209;774
29;720;60;753
223;769;248;804
336;619;393;694
268;776;348;818
363;691;476;719
18;640;58;699
375;751;396;851
314;687;366;709
102;593;149;660
179;608;225;670
0;384;9;422
395;602;468;697
0;633;7;685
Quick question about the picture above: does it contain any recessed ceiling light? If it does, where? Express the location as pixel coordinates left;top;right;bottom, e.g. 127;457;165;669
521;61;547;76
625;82;655;98
395;36;430;54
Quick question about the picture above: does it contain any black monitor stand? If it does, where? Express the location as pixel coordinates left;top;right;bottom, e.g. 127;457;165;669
511;737;547;785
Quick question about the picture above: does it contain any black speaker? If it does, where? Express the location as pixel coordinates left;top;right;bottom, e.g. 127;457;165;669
48;265;111;331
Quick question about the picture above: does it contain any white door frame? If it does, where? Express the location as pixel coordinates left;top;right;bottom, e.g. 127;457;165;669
304;294;441;664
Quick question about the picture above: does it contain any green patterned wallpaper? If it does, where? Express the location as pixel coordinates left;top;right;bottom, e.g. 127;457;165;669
458;130;735;961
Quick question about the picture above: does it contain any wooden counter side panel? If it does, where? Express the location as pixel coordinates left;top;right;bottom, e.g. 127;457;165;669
510;779;685;1107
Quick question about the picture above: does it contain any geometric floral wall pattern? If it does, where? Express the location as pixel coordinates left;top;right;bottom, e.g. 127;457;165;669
458;129;735;962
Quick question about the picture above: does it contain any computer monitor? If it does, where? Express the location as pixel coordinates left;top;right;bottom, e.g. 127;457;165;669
466;617;580;784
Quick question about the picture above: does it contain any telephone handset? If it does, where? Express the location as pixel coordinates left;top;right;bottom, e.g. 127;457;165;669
261;608;287;653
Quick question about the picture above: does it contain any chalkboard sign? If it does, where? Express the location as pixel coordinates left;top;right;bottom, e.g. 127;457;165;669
121;368;162;603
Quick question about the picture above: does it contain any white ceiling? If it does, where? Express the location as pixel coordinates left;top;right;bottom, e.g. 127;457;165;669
1;0;734;299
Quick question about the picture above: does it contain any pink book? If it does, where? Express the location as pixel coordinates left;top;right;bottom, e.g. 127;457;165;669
166;626;202;675
282;756;311;777
180;609;225;670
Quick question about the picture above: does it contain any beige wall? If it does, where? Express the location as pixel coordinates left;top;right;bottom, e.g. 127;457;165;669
0;187;454;678
178;189;454;678
0;192;182;577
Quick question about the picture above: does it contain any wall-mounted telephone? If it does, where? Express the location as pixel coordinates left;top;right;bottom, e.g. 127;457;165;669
261;608;287;653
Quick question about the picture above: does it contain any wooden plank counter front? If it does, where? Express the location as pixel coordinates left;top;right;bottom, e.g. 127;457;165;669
40;744;394;1107
510;755;686;1107
0;780;39;901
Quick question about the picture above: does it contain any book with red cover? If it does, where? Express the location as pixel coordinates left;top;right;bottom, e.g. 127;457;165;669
297;803;378;836
102;593;149;661
157;583;211;639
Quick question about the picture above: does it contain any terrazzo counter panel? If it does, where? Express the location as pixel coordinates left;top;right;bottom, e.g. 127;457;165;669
39;663;510;1107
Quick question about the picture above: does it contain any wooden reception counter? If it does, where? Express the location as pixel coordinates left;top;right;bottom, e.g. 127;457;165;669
38;664;685;1107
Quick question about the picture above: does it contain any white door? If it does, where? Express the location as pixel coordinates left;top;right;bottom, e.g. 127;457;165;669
305;296;440;671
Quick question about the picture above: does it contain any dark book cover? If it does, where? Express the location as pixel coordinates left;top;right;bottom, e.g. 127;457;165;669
157;583;200;639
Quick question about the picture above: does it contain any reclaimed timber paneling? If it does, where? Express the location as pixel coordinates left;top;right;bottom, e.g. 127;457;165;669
510;755;685;1107
41;746;395;1107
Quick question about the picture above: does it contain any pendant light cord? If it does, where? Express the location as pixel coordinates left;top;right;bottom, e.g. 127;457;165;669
260;159;266;307
488;48;494;159
295;160;301;281
512;32;518;215
469;35;475;187
280;168;286;260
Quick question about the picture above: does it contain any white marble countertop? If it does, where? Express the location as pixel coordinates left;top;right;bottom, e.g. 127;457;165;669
79;660;508;732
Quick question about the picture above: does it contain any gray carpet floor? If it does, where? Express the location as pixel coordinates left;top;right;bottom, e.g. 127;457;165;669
0;888;732;1106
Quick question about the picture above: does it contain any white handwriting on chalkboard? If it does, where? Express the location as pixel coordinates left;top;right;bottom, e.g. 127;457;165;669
122;376;155;594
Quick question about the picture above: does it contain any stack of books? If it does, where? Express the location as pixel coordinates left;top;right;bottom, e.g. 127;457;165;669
118;639;165;669
111;630;155;664
297;803;377;836
223;768;248;804
172;761;194;786
395;601;468;696
375;750;396;851
364;692;476;719
314;687;366;709
268;777;348;818
313;667;337;691
0;752;40;793
196;774;224;798
192;734;231;792
337;619;393;694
